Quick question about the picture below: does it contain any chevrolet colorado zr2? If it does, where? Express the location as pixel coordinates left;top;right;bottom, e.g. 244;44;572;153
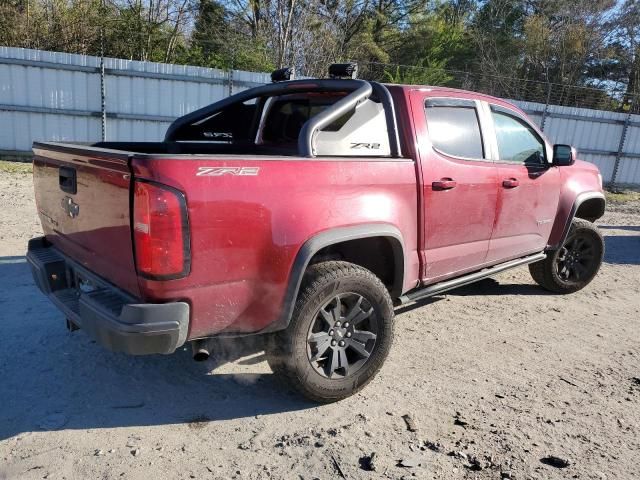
27;66;606;402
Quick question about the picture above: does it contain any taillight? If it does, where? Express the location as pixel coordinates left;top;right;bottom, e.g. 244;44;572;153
133;180;190;279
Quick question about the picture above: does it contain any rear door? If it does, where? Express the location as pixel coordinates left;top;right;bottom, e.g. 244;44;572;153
411;92;499;283
482;103;561;263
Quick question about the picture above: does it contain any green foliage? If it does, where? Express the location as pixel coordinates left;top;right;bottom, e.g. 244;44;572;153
383;59;454;86
605;190;640;203
389;8;472;75
0;0;105;55
0;0;637;108
188;0;275;72
0;160;32;175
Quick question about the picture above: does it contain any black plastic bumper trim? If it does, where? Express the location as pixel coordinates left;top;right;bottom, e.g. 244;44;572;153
27;237;189;355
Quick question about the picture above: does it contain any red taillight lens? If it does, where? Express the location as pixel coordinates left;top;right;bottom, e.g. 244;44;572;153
133;181;190;278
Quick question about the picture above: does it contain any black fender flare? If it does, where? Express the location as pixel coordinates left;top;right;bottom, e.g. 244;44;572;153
552;191;606;249
261;224;406;334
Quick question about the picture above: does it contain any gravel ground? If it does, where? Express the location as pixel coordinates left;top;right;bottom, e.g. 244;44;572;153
1;171;639;480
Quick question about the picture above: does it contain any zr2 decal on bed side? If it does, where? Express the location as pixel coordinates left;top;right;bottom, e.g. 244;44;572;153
196;167;260;177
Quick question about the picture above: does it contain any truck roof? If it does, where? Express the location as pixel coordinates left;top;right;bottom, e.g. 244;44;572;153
386;83;524;114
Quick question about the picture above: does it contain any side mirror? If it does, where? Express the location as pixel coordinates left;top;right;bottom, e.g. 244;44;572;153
553;144;576;166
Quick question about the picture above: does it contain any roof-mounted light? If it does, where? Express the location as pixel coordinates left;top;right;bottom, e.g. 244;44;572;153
328;63;358;79
271;67;294;83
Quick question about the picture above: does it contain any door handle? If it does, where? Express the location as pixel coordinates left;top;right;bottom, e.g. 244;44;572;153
432;178;457;191
502;178;519;189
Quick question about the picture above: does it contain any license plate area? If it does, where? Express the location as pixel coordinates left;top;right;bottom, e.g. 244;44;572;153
69;267;99;294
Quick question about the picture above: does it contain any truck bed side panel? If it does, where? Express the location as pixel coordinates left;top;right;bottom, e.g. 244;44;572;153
130;156;419;339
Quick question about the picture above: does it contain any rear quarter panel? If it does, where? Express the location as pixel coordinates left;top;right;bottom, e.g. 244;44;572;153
130;156;419;339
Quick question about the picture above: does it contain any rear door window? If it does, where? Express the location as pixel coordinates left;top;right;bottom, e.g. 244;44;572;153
425;98;485;159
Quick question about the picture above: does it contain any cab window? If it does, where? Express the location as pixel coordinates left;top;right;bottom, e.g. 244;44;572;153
491;107;545;165
425;98;485;160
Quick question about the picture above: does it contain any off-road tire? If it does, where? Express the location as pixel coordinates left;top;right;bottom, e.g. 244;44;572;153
265;261;394;403
529;218;604;294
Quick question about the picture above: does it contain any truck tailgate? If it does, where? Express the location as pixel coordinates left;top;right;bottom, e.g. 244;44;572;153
32;142;140;297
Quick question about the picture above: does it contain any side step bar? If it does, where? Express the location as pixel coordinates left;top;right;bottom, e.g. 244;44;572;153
398;252;546;305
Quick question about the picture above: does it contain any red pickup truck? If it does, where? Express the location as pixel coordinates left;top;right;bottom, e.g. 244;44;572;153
27;70;606;402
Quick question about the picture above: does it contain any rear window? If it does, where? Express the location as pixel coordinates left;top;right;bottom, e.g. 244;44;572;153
425;99;484;159
185;101;256;142
262;97;353;143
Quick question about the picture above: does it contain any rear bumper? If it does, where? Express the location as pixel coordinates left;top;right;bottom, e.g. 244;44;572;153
27;237;189;355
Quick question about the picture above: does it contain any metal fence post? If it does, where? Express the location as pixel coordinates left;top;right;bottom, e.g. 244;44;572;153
611;100;634;189
539;83;552;132
99;0;107;141
99;54;107;141
227;68;234;97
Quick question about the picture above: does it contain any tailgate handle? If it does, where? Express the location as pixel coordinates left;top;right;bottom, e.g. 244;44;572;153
59;166;77;194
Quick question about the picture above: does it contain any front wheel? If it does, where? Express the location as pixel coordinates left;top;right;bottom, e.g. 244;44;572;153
265;261;394;403
529;218;604;294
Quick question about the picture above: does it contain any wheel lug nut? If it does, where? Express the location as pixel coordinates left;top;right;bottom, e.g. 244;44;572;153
329;330;334;335
344;322;349;328
346;332;352;337
331;340;337;346
338;340;345;347
335;321;341;327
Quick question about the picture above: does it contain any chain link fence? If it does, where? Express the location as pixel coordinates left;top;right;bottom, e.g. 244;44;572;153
349;61;640;187
355;61;639;115
2;48;640;185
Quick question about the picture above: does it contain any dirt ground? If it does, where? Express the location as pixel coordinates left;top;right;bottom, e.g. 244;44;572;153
1;170;639;480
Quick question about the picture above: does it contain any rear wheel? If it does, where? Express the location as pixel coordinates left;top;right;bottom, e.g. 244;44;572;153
529;218;604;293
265;261;394;403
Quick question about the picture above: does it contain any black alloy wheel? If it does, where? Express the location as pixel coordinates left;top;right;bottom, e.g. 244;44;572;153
555;232;598;282
529;218;604;294
265;261;394;403
306;293;379;379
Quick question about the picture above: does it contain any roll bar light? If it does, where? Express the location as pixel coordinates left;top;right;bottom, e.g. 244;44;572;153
328;63;358;79
271;67;294;83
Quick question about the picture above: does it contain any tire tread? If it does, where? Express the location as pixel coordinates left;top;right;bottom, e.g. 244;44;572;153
529;218;603;294
265;261;394;403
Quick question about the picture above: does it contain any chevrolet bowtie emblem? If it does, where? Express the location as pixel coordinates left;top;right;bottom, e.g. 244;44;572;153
61;196;80;218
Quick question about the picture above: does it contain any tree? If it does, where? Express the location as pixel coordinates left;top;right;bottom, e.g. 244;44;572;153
187;0;273;70
102;0;193;63
610;0;640;109
0;0;105;54
0;0;636;112
189;0;232;67
385;4;474;81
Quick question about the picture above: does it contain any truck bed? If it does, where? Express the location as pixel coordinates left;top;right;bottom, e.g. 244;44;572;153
39;141;303;158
